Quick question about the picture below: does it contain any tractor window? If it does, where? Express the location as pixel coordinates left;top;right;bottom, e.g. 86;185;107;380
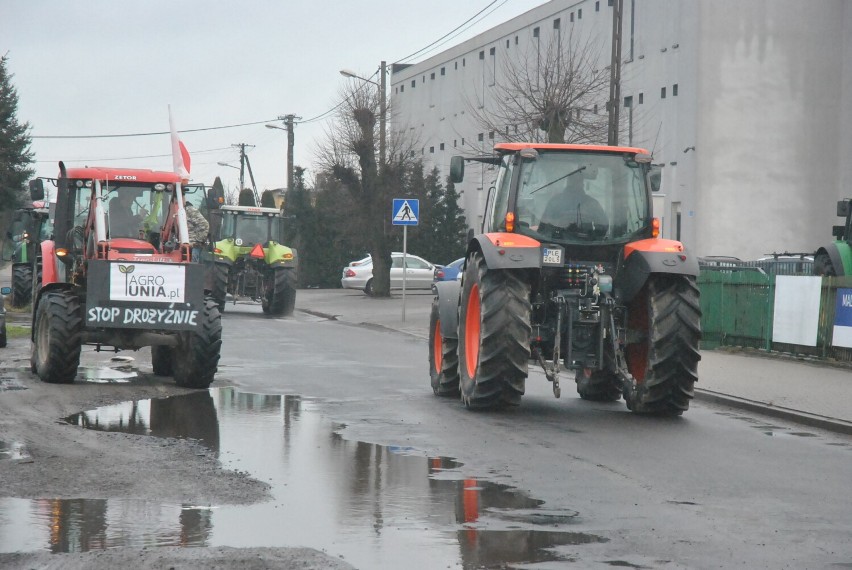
488;156;514;231
235;215;270;245
105;185;165;239
516;152;650;244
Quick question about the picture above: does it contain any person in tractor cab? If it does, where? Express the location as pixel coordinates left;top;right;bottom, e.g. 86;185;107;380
537;171;608;239
108;190;148;239
184;201;209;262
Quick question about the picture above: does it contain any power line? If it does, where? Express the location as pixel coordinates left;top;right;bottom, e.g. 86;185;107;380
32;119;279;140
34;146;234;163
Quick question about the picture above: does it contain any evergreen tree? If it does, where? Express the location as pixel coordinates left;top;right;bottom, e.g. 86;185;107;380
0;55;34;212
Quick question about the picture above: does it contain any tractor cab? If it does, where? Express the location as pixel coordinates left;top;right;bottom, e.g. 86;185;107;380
210;205;285;249
456;143;657;248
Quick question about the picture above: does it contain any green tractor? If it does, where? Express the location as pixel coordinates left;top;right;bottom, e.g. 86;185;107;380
206;205;298;316
3;195;51;308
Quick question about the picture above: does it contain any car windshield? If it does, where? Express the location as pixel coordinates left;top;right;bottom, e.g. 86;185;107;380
513;151;650;244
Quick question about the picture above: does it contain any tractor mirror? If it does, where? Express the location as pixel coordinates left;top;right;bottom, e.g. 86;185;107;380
449;156;465;183
837;200;851;218
649;166;662;193
29;179;45;201
833;225;845;239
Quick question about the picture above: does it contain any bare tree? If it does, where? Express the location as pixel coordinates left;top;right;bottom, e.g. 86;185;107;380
467;29;611;145
315;81;418;297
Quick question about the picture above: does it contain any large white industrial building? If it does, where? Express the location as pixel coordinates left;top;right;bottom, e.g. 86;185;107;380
389;0;852;259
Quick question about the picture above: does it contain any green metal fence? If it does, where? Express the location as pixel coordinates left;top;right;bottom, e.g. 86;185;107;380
697;266;852;362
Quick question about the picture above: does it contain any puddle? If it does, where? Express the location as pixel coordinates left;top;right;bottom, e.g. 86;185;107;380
77;366;138;384
0;440;31;461
1;388;606;567
0;369;28;392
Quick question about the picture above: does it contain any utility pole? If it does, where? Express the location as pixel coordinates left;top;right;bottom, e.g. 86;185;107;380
607;0;624;146
281;114;299;191
379;60;387;169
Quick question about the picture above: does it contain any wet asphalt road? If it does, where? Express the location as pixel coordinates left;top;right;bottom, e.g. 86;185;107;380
210;299;852;568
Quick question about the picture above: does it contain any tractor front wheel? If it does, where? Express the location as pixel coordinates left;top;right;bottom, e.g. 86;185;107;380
32;290;82;384
11;264;33;307
457;252;530;409
429;298;460;397
173;298;222;389
624;275;701;415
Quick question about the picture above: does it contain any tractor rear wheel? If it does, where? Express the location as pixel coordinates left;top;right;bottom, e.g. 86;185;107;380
32;290;82;384
11;264;33;307
173;298;222;389
151;345;175;376
264;267;297;316
576;369;622;402
429;298;460;397
625;275;701;415
211;262;229;312
457;252;530;409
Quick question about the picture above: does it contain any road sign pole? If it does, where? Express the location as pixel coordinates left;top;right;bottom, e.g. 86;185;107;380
402;225;407;322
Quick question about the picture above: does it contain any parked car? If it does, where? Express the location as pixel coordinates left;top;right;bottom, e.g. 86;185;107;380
434;257;464;282
347;255;372;267
0;286;9;348
341;253;436;295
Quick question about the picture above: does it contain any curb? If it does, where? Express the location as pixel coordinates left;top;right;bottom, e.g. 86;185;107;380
694;388;852;436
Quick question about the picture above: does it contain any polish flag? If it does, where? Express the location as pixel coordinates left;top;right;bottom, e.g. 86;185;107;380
168;105;191;181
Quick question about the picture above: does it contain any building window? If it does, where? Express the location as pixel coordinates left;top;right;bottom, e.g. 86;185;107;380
515;35;518;45
462;58;466;67
506;39;510;48
441;67;445;76
661;87;666;99
593;104;598;114
454;140;457;147
479;50;484;60
429;146;435;154
489;47;495;56
430;72;435;80
422;75;425;83
673;83;679;96
400;85;404;93
638;92;643;104
411;80;415;88
554;18;561;29
624;95;633;108
440;143;445;151
596;1;600;11
578;8;582;18
608;0;613;5
462;137;465;145
454;61;458;70
489;131;494;139
478;133;484;142
533;26;540;38
570;12;574;22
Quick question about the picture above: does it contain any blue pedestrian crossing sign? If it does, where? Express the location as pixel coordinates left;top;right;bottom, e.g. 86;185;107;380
392;198;419;226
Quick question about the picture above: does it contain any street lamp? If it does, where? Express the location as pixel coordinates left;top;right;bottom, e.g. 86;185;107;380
217;161;239;170
339;61;387;168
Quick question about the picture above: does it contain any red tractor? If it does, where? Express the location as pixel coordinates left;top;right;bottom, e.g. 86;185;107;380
429;143;701;415
29;162;221;387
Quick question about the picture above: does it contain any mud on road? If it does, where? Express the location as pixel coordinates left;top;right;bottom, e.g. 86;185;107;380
0;335;354;570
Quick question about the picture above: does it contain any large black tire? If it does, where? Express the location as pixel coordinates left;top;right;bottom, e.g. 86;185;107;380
32;290;83;384
457;252;530;409
264;267;297;316
624;275;701;415
814;252;837;277
429;298;460;397
576;369;622;402
364;279;374;296
211;262;229;312
173;298;222;389
151;345;175;376
11;264;33;308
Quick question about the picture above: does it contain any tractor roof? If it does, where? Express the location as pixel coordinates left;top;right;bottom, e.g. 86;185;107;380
63;166;182;184
219;205;281;215
494;142;649;155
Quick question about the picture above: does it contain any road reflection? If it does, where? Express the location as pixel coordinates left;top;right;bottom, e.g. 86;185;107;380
1;388;605;567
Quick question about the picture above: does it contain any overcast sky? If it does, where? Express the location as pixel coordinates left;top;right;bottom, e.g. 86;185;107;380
2;0;547;196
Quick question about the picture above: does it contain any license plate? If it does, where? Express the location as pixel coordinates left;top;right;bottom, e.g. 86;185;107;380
542;247;563;266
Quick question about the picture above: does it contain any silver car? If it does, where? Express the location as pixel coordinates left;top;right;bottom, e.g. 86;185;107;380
341;253;436;295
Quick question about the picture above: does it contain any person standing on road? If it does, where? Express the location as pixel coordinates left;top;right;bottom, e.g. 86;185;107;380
185;201;209;262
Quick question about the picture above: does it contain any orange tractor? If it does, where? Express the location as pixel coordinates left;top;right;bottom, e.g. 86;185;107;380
29;163;221;387
429;143;701;415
